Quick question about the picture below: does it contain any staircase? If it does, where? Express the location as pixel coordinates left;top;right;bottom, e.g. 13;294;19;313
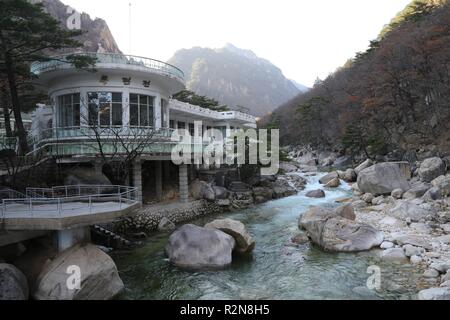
228;181;251;193
92;224;134;248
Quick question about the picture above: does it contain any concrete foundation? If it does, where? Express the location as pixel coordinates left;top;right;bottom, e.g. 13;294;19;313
55;226;91;252
155;161;162;201
133;157;143;204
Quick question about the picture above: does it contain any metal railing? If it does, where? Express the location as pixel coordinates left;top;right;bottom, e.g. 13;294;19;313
0;188;26;201
30;52;185;83
38;125;175;141
1;185;138;218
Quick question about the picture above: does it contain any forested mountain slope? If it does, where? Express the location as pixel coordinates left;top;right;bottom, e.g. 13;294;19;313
267;0;450;158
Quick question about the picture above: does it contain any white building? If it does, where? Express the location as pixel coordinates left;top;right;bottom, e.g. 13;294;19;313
29;52;257;204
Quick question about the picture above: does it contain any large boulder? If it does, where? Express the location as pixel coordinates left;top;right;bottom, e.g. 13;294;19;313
319;172;338;185
388;200;434;222
272;179;297;199
354;159;373;175
298;207;383;252
431;175;450;197
305;189;326;198
64;167;112;186
205;219;255;255
252;187;273;203
0;263;29;300
213;186;231;200
380;248;408;264
189;180;215;201
418;287;450;300
419;157;446;183
33;244;124;300
324;178;340;188
343;169;357;182
403;182;432;199
357;163;411;195
166;224;235;269
279;162;298;173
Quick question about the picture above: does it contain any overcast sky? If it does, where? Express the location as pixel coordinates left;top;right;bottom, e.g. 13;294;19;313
63;0;411;87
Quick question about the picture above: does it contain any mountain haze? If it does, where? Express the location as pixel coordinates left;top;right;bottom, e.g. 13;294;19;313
168;44;304;117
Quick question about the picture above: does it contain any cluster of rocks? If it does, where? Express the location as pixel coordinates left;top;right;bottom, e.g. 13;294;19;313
342;156;450;300
285;146;351;169
187;168;305;210
0;243;123;300
165;219;255;269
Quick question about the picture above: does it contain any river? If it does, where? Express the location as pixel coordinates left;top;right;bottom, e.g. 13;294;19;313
113;173;423;300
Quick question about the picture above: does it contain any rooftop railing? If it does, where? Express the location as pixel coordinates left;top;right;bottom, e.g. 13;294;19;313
30;52;185;84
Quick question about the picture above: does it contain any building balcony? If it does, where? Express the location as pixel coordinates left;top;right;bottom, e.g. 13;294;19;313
168;99;257;128
31;52;185;93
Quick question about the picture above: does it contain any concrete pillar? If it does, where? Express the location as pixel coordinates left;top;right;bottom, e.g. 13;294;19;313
155;161;162;201
163;161;170;182
55;227;90;252
179;164;188;203
123;88;130;127
79;89;88;127
154;94;161;129
133;157;143;204
94;159;103;173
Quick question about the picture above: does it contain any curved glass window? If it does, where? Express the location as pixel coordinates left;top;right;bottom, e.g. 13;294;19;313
57;93;80;127
130;94;154;127
88;92;122;126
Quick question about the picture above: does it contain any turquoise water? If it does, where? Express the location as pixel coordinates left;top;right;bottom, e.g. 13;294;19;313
113;174;423;300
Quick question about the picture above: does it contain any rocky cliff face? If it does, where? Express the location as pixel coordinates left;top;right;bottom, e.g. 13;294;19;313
168;44;304;117
41;0;121;54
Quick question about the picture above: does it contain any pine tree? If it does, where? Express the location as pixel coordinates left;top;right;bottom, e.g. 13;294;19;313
0;0;96;154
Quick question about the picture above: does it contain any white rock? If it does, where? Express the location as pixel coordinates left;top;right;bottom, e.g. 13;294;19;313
403;244;425;257
442;224;450;234
418;287;450;300
424;269;440;278
430;262;450;273
380;241;394;249
391;189;404;199
379;217;399;226
410;255;422;265
361;193;374;204
380;248;408;264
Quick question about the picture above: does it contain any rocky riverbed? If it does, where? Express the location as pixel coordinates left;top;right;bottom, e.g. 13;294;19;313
285;147;450;300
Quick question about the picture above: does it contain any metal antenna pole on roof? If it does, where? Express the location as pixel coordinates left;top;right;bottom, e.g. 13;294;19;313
129;2;132;54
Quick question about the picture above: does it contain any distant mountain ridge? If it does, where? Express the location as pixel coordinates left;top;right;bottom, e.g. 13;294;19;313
168;44;306;117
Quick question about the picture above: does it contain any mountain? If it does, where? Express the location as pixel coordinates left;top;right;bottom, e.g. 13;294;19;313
168;44;304;117
266;0;450;157
41;0;121;54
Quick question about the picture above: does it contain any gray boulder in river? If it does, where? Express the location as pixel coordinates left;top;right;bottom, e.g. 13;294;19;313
33;244;124;300
0;263;29;300
205;218;255;255
166;224;235;269
305;189;326;198
357;163;411;195
298;206;384;252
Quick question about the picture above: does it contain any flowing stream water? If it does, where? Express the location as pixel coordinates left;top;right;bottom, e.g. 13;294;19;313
113;173;424;300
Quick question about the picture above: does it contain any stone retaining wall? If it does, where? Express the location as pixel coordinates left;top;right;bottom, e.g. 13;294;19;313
116;200;223;233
